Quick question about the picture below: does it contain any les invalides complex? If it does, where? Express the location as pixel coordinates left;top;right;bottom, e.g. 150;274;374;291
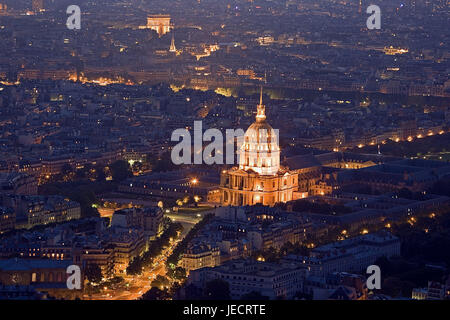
220;89;302;207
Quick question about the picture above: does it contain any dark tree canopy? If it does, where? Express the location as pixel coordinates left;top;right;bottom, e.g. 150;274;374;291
110;160;133;182
85;263;103;284
204;279;231;300
141;287;170;300
151;275;170;289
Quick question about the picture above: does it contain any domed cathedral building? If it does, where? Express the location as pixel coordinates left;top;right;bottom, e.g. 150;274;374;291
220;89;300;207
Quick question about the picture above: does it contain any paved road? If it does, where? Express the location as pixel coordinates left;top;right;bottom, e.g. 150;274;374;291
84;215;201;300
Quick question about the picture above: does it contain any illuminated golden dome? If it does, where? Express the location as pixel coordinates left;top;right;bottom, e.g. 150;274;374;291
239;88;280;175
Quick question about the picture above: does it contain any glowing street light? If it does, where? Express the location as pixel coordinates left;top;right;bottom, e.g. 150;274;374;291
190;178;198;203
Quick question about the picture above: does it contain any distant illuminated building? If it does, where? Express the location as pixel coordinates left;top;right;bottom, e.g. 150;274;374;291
0;3;7;13
32;0;44;13
220;88;299;206
169;31;177;53
145;14;172;36
433;0;448;11
383;46;409;55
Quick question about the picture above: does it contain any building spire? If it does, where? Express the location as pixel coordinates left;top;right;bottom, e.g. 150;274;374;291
169;30;176;53
259;86;263;105
256;86;266;122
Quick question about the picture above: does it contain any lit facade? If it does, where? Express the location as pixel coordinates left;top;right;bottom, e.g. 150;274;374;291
220;89;298;207
187;259;305;299
0;258;82;299
180;243;220;272
145;15;172;36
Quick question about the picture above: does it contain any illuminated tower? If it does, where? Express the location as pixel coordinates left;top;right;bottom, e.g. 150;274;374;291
359;0;362;14
0;3;7;14
169;31;177;53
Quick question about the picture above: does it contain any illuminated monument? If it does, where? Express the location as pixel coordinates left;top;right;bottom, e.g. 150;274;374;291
220;89;299;206
145;15;172;37
169;31;177;53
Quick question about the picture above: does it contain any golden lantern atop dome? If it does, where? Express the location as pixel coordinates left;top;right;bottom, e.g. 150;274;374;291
256;86;266;122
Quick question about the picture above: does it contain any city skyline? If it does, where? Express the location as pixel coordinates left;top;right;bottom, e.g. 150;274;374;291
0;0;449;306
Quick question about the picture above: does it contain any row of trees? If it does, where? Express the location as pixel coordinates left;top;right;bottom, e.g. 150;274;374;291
72;152;176;182
85;263;103;284
39;179;118;218
127;222;184;275
140;268;187;300
251;242;310;263
38;159;135;218
350;132;450;158
166;214;214;268
392;210;450;266
47;160;134;184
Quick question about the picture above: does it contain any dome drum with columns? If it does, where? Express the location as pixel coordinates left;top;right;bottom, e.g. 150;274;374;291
220;88;299;207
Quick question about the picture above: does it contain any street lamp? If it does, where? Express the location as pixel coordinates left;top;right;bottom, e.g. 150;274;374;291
190;178;198;205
